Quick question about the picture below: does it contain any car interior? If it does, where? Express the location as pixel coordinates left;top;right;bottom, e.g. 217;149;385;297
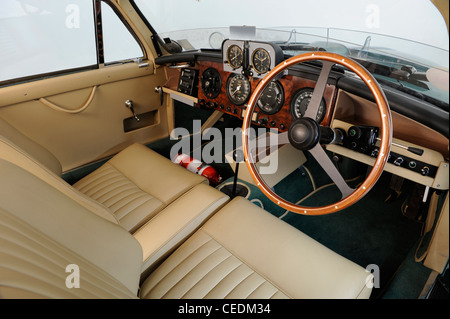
0;0;448;300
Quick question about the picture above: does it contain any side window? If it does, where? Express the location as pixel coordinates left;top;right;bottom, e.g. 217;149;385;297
0;0;97;83
101;1;144;64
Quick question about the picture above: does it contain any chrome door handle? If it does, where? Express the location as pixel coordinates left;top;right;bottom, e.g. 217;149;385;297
155;86;163;105
125;100;140;121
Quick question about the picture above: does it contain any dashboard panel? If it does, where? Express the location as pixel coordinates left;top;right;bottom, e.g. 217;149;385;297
196;59;336;132
159;40;449;190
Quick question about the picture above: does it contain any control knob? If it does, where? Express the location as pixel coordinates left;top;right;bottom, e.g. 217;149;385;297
393;157;404;166
421;166;430;176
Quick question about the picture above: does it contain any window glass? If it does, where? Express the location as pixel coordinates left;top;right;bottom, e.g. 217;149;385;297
0;0;97;83
101;1;143;64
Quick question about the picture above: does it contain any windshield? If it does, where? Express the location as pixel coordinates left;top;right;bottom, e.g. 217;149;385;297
133;0;449;105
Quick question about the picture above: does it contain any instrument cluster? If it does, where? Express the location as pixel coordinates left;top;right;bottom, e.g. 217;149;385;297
196;40;336;131
222;39;283;78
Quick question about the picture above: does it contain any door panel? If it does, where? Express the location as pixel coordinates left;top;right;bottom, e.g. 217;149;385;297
0;62;170;172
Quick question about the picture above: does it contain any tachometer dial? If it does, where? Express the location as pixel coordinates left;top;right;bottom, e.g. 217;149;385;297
227;44;243;69
201;67;222;99
252;48;271;74
257;80;284;114
226;73;251;106
290;88;326;122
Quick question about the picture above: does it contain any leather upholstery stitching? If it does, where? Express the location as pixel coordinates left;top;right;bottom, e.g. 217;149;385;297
140;237;213;298
160;243;223;298
222;265;254;298
203;261;245;298
179;254;234;298
201;231;293;299
74;165;117;193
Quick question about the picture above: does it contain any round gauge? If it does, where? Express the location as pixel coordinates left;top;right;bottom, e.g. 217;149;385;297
227;44;244;69
290;88;326;122
252;48;271;74
226;73;251;106
257;80;284;114
201;67;222;99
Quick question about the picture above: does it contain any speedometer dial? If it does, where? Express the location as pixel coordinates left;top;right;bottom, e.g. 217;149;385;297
257;80;284;114
252;48;271;74
227;44;243;69
226;73;251;106
290;88;326;122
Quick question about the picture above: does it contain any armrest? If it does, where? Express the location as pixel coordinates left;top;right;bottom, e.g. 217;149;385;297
134;183;229;277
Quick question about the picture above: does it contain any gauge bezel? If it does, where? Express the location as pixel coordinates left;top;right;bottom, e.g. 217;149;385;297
225;73;251;106
226;44;244;69
200;67;222;99
257;80;285;115
251;48;271;74
290;88;327;123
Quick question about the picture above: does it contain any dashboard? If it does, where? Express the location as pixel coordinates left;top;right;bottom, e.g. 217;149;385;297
192;40;336;132
158;40;449;191
196;60;335;132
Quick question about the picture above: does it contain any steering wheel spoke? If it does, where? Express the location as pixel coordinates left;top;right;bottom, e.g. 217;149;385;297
308;144;354;199
277;131;290;146
304;60;334;120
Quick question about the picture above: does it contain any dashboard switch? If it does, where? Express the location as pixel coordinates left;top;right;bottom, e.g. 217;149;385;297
348;127;362;139
393;157;404;166
258;117;268;125
421;166;430;176
371;149;379;157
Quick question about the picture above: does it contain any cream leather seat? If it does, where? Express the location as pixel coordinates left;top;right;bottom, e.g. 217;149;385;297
72;143;210;233
0;159;373;299
0;117;212;233
0;117;229;273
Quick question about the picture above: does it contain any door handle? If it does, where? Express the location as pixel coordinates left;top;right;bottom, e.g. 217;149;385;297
154;86;163;106
125;100;139;121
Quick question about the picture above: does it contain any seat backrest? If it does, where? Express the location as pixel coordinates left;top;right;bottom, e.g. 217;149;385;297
0;117;118;224
0;117;61;176
0;159;141;298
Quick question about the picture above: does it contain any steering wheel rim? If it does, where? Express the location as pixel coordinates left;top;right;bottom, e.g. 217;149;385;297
242;52;392;215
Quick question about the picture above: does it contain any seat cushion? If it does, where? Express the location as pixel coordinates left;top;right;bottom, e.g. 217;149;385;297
140;197;373;299
74;143;207;232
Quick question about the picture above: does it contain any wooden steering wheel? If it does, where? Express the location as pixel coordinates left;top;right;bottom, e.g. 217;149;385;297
242;52;392;215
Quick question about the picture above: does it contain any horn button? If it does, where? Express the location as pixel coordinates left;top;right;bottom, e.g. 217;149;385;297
288;117;320;151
